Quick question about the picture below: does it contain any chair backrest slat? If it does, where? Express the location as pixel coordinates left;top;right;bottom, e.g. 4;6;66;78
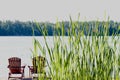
8;57;21;73
32;56;46;73
8;57;21;67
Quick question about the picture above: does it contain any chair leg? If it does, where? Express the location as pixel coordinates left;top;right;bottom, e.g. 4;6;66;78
21;74;24;80
29;72;31;77
8;73;11;80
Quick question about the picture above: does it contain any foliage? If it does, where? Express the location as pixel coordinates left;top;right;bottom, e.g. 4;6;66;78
0;20;120;36
32;19;120;80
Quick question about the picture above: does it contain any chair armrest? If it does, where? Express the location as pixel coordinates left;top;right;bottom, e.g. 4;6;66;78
28;65;33;69
7;65;10;68
8;65;23;68
8;66;21;68
28;66;33;68
28;66;35;73
21;65;26;72
21;66;26;68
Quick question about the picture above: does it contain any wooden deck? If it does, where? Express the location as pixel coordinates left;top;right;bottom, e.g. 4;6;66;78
8;78;32;80
23;78;32;80
9;77;51;80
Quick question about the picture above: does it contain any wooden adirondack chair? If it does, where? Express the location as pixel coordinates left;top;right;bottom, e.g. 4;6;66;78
8;57;26;80
28;56;46;79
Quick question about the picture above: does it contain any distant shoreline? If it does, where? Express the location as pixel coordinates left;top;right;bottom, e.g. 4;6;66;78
0;20;119;36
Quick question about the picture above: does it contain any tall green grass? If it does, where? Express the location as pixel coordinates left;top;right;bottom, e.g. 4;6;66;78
32;17;120;80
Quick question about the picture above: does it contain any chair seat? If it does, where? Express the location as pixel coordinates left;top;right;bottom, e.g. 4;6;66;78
28;66;45;73
8;66;25;74
10;68;21;73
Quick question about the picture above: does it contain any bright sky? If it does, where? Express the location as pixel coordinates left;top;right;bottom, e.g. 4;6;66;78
0;0;120;22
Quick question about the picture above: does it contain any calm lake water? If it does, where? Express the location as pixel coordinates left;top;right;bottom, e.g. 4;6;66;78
0;36;55;79
0;36;119;79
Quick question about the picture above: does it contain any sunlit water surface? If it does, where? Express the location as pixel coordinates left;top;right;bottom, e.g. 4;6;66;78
0;36;119;79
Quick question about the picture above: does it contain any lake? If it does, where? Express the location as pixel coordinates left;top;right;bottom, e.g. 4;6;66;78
0;36;119;79
0;36;55;80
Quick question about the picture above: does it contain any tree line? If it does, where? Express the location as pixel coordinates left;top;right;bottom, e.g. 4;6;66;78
0;20;119;36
